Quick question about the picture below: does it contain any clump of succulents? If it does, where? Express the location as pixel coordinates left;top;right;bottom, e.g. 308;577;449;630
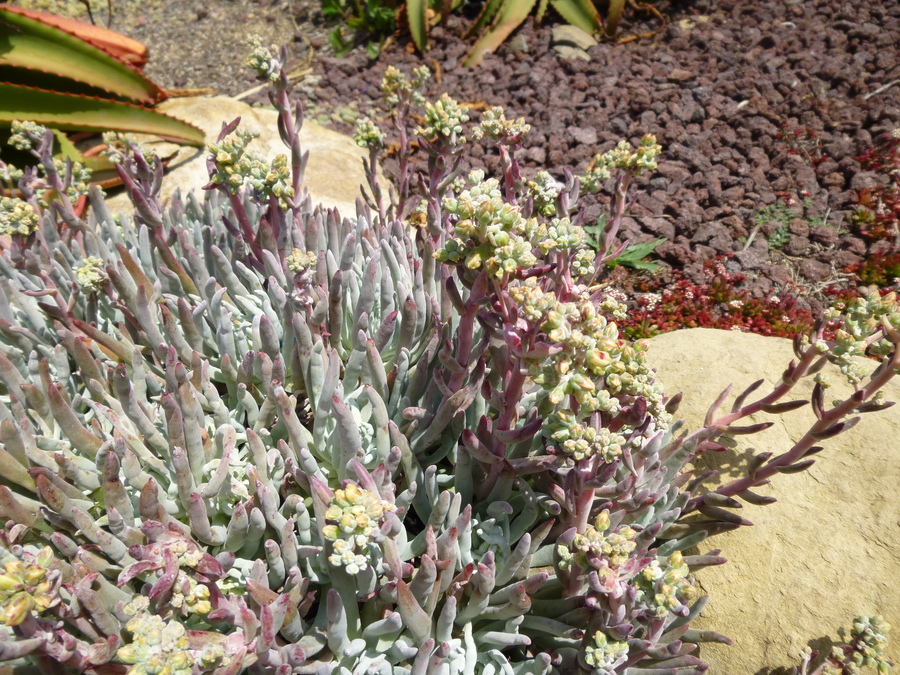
792;617;892;675
0;39;895;675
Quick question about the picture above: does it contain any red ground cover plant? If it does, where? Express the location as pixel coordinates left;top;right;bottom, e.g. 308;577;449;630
845;250;900;287
611;131;900;340
775;123;829;169
843;131;900;287
853;131;900;245
603;256;817;340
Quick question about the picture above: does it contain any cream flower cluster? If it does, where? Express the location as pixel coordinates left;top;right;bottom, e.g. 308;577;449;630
75;256;107;293
381;65;430;107
632;551;698;619
353;118;386;149
472;106;531;143
246;35;280;82
833;615;892;675
323;481;395;575
416;94;470;143
0;547;59;626
208;129;293;199
119;620;193;675
286;248;317;274
548;410;626;462
0;196;39;236
558;511;637;571
8;120;46;152
436;174;538;278
581;134;663;192
583;630;629;672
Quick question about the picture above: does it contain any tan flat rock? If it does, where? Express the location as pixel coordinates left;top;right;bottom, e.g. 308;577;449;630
649;328;900;672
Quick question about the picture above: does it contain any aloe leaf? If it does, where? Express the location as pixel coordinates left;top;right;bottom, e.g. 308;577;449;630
548;0;601;35
605;0;627;37
51;129;116;173
0;5;162;104
463;0;506;40
464;0;538;67
4;6;148;68
0;84;204;147
49;129;173;188
406;0;428;51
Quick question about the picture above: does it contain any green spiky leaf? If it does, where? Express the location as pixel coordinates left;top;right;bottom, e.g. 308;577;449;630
464;0;506;39
0;83;204;146
548;0;601;35
407;0;428;51
0;4;163;104
464;0;538;67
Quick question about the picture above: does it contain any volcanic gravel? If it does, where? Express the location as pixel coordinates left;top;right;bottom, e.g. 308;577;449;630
55;0;900;299
304;0;900;297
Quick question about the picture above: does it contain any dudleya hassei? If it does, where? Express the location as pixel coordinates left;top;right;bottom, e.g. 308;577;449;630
0;38;893;675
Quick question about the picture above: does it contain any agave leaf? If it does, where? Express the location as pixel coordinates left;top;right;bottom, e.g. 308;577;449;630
604;0;627;37
406;0;428;52
464;0;538;67
0;4;162;104
0;84;204;147
548;0;601;35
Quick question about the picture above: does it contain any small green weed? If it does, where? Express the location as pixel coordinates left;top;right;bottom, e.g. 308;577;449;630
751;200;845;250
322;0;395;58
753;203;794;250
585;216;666;271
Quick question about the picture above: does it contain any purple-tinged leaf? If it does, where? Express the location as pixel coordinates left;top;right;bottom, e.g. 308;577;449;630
775;458;816;474
810;416;860;440
760;400;808;414
730;378;764;413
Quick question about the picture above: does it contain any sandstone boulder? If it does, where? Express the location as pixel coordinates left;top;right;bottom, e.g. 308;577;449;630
105;96;375;218
648;329;900;673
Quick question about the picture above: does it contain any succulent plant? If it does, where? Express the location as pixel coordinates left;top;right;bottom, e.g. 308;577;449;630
0;40;895;675
792;616;892;675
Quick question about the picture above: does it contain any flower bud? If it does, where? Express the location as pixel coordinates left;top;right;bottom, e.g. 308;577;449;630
2;591;35;626
587;350;611;371
0;574;21;592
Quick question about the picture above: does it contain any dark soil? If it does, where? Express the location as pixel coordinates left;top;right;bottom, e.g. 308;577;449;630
25;0;900;300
